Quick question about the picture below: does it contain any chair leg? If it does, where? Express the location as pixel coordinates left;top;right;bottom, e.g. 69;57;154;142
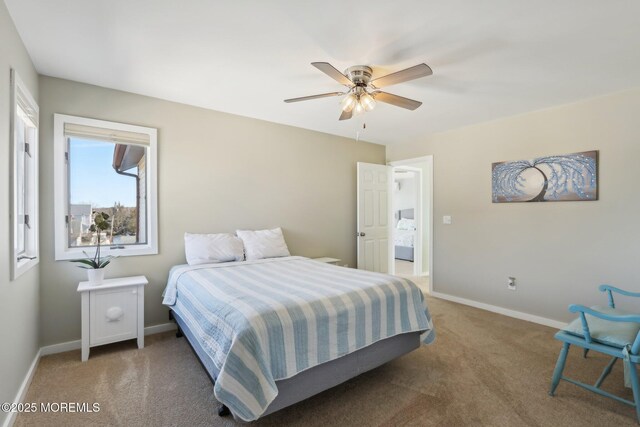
627;361;640;424
549;342;570;396
595;356;618;388
583;348;589;358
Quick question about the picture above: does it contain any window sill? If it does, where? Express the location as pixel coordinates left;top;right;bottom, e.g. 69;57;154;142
55;244;158;261
13;257;39;280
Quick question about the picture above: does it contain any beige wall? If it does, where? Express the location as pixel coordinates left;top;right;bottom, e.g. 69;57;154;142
388;89;640;323
38;76;385;346
0;1;40;424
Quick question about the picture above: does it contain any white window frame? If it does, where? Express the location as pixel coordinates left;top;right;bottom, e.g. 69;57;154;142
11;70;39;279
53;114;158;260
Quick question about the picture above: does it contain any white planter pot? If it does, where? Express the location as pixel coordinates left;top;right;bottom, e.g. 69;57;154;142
87;269;105;285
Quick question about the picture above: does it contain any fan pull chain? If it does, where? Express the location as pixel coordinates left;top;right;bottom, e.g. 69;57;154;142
356;122;366;142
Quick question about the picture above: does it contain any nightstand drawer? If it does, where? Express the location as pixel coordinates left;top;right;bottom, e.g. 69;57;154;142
89;287;138;346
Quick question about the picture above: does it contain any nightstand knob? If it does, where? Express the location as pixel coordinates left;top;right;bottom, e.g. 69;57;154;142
106;306;124;322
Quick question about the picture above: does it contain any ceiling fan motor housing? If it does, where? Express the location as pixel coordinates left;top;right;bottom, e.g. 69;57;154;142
345;65;373;86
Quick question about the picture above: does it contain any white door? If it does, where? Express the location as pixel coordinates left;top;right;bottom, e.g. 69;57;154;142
357;162;392;272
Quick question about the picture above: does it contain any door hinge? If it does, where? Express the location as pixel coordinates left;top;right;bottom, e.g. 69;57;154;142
24;214;31;229
24;142;32;157
64;152;69;162
65;215;69;226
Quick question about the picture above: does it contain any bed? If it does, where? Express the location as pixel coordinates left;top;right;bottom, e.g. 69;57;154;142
395;208;416;262
162;256;434;421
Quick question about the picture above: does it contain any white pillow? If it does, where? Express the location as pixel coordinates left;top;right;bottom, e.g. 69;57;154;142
184;232;245;265
236;227;291;261
397;218;416;231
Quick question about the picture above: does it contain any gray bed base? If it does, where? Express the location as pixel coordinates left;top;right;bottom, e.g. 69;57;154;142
170;309;421;421
395;245;414;262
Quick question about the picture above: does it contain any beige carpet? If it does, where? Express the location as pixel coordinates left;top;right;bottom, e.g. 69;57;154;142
16;295;638;426
395;260;415;276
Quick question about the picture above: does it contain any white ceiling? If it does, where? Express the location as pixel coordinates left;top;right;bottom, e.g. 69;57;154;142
6;0;640;146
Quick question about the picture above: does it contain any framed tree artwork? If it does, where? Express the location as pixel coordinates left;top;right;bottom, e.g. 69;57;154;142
492;150;598;203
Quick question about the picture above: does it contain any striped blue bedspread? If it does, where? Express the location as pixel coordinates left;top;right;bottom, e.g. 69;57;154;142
162;256;434;421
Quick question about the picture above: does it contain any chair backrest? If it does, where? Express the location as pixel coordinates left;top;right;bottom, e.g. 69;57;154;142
569;303;640;354
598;284;640;354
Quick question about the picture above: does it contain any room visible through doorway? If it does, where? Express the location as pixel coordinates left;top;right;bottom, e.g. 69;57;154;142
392;168;419;276
389;155;433;288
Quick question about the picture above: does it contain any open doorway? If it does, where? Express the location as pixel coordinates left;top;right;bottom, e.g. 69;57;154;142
392;167;421;277
389;156;433;290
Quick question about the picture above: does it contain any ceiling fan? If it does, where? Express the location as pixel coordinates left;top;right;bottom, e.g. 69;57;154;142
284;62;433;120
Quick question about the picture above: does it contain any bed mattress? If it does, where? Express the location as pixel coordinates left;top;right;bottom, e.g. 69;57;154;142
394;229;415;247
162;256;434;421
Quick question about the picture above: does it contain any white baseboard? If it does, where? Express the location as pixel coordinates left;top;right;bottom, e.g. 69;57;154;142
40;322;177;356
430;291;567;329
2;349;41;427
40;339;80;356
141;322;177;336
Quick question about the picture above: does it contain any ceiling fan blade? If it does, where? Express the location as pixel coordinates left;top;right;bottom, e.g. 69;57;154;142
371;63;433;88
339;109;353;121
284;92;344;103
311;62;353;86
374;91;422;110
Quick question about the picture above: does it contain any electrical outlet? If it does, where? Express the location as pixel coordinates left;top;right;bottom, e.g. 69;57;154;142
507;277;516;290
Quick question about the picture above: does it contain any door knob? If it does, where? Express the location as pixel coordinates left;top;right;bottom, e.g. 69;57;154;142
356;232;366;237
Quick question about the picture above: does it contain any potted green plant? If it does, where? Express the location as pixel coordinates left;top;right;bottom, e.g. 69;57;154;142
70;212;115;284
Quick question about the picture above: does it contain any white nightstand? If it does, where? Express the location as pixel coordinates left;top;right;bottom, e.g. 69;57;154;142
77;276;148;361
313;257;341;265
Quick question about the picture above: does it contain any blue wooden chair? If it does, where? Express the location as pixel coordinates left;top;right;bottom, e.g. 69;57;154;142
549;285;640;423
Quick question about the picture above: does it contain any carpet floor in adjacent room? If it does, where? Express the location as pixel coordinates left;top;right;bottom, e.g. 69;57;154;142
15;294;637;426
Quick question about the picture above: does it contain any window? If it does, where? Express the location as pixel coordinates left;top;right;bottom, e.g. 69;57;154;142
11;70;39;279
54;115;158;260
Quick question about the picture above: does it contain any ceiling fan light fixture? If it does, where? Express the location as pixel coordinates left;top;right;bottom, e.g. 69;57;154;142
360;92;376;112
354;99;364;115
341;93;357;112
